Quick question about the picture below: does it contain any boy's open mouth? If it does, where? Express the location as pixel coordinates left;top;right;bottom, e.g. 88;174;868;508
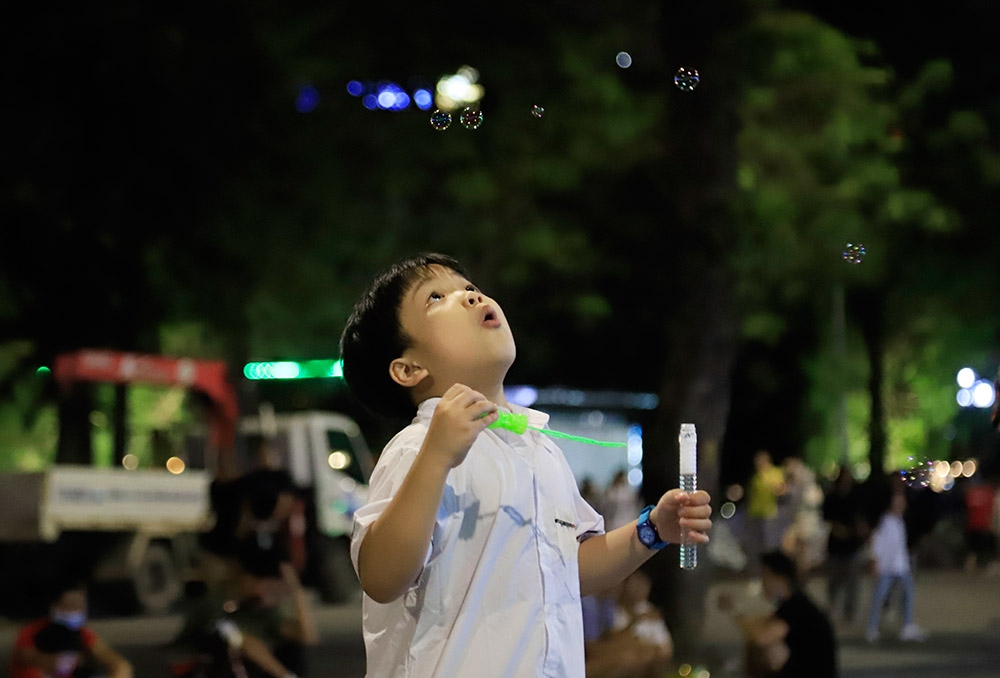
482;306;501;328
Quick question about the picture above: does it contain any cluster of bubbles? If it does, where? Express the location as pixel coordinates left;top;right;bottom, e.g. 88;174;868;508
843;242;867;264
430;107;485;131
900;456;934;488
674;67;700;92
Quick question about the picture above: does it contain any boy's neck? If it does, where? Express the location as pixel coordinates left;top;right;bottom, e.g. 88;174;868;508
412;377;510;411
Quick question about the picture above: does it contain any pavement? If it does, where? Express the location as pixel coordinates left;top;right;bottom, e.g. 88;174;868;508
2;567;998;677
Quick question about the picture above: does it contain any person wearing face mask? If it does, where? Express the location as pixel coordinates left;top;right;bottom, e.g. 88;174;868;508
8;580;134;678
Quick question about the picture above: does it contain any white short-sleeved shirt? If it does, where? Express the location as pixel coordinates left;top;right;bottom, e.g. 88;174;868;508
351;398;604;678
870;513;910;575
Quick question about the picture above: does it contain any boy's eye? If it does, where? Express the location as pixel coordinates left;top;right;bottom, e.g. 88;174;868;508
466;284;480;293
428;291;443;301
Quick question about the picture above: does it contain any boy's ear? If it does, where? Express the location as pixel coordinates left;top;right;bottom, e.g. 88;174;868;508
389;356;428;388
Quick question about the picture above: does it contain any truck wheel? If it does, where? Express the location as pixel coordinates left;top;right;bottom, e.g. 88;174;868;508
315;536;360;604
132;541;184;614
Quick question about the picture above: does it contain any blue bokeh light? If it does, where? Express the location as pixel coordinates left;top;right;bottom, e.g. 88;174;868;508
295;84;320;113
413;88;433;110
346;80;363;96
362;94;378;110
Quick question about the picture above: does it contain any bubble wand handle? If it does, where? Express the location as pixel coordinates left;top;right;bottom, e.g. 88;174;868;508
679;423;697;570
488;411;626;448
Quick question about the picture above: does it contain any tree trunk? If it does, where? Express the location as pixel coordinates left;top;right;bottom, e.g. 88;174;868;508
646;0;751;655
852;288;886;478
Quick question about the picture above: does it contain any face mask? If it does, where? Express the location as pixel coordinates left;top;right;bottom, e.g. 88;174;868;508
51;611;86;630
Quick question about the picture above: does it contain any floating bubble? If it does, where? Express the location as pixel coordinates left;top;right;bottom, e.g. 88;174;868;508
900;456;933;488
843;242;867;264
459;107;484;130
616;51;632;69
531;104;545;118
674;67;700;92
430;109;452;131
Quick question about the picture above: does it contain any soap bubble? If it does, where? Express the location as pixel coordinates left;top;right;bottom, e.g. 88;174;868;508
843;242;867;264
531;105;545;118
429;110;452;131
459;107;484;130
616;51;632;68
900;456;933;488
674;67;700;91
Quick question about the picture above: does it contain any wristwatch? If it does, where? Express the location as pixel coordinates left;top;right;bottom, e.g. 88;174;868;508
636;505;669;550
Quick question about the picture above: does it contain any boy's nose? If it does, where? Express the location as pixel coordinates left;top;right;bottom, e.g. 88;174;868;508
466;292;482;305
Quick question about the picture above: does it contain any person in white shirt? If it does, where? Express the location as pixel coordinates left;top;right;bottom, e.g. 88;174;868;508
339;253;713;678
865;487;927;643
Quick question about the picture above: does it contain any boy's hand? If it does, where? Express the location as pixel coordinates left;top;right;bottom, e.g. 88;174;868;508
421;383;498;469
648;489;712;545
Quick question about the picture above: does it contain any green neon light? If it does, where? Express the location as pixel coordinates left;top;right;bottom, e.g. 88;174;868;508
243;359;344;380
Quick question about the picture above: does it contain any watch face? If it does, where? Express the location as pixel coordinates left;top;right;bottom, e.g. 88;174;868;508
639;524;656;546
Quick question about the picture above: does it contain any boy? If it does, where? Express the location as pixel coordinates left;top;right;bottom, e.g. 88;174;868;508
340;253;712;677
8;580;134;678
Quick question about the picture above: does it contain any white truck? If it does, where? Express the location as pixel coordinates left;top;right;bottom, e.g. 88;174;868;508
0;350;372;617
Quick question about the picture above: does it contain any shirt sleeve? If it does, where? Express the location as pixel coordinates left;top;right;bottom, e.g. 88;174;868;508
349;438;424;577
80;627;98;650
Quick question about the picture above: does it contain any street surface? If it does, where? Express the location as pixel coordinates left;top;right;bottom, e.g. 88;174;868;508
2;568;998;677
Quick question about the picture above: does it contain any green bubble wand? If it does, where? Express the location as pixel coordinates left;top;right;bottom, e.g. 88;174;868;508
486;411;626;448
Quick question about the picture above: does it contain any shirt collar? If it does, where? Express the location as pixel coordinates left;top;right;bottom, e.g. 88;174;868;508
414;397;550;429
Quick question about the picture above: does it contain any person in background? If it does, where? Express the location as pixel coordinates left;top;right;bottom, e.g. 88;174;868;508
584;568;674;678
822;465;869;628
603;468;643;531
723;550;838;678
745;450;786;580
174;561;317;678
8;580;133;678
963;474;997;572
865;486;928;643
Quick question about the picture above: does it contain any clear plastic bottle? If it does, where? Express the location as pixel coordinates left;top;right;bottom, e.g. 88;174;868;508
679;423;697;569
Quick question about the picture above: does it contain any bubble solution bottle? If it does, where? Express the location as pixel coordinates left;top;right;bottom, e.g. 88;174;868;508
679;423;697;570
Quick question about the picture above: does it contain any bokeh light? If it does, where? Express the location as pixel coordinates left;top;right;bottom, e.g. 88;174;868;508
720;501;736;519
122;453;139;470
531;104;545;118
435;65;484;111
616;51;632;68
346;80;363;96
413;88;433;110
295;84;320;113
166;456;186;474
972;380;996;408
957;367;976;388
725;484;744;502
328;450;351;470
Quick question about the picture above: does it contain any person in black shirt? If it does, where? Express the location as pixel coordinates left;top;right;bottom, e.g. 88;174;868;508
822;465;869;627
730;550;838;678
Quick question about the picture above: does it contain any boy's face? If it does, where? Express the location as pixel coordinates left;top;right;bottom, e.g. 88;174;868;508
395;265;516;393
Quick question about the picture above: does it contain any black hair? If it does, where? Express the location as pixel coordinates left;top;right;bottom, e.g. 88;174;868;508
760;550;799;588
339;253;468;419
48;577;87;606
